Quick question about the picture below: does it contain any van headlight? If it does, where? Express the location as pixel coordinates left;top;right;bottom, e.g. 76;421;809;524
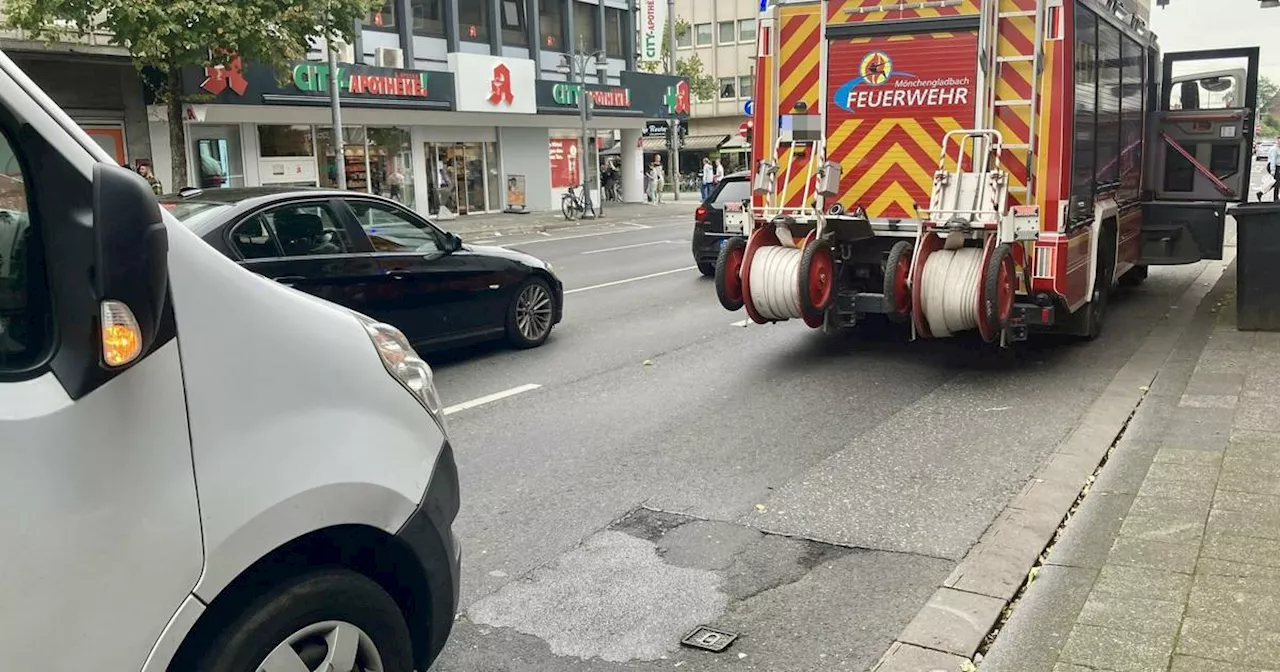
356;316;445;424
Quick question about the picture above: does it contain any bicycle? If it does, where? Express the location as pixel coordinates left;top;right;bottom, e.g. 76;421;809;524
562;185;595;220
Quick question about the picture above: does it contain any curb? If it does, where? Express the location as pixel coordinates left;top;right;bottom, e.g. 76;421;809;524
871;255;1235;672
447;203;698;240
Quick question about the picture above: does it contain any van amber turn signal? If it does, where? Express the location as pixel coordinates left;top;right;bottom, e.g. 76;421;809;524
100;300;143;367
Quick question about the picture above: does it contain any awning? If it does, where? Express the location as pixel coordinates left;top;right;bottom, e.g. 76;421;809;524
718;136;750;153
637;134;729;152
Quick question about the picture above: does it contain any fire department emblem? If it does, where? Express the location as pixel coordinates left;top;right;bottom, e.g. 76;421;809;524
859;51;894;86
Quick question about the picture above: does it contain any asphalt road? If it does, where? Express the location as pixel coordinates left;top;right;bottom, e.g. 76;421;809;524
425;202;1228;671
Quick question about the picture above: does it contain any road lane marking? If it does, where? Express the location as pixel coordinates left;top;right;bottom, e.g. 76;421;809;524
496;221;688;247
580;240;679;255
730;319;750;327
564;266;698;295
443;383;542;416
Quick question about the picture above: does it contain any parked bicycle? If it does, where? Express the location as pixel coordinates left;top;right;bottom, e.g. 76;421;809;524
562;185;595;220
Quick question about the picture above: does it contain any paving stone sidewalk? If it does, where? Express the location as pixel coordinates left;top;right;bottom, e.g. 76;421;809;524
444;197;699;238
982;264;1280;672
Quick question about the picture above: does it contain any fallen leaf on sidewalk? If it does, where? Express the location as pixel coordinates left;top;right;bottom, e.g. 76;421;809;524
643;359;654;367
755;504;767;512
960;661;978;672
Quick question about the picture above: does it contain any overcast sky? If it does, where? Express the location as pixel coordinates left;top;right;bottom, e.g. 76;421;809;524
1149;1;1280;84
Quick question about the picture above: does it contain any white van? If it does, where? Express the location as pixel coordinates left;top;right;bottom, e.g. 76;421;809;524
0;52;459;671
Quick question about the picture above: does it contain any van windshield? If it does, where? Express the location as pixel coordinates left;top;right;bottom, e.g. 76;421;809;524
160;200;233;229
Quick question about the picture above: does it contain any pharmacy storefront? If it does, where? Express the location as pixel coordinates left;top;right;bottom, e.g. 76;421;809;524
155;55;687;214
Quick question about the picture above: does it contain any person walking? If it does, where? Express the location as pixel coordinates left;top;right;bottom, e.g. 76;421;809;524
701;157;715;202
1268;136;1280;202
714;156;725;189
649;157;666;205
137;164;163;195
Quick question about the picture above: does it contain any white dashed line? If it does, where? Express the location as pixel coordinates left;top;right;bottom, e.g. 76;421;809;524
564;266;698;295
579;240;678;255
443;383;542;416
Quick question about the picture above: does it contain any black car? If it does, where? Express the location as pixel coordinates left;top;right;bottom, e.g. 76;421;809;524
164;187;563;350
691;172;751;276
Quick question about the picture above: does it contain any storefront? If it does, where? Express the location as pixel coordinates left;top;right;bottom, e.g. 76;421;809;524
152;54;687;214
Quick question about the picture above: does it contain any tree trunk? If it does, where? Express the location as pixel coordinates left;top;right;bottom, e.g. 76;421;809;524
166;67;188;190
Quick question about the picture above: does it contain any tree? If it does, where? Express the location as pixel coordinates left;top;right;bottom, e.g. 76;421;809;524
4;0;378;188
1256;76;1280;138
637;17;717;102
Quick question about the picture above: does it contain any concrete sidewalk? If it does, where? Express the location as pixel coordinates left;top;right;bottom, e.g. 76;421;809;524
980;262;1280;672
440;195;700;238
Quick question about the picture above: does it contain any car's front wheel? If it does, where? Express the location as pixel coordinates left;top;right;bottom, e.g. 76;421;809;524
182;569;414;672
508;277;556;348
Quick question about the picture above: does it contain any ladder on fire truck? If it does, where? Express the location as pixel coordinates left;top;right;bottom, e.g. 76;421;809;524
981;0;1054;205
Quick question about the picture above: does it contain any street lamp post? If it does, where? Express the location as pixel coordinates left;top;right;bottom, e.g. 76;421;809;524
559;42;608;219
667;0;679;201
327;27;346;190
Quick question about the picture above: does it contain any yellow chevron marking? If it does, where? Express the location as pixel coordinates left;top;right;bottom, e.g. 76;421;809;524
996;61;1033;100
868;182;919;218
779;13;820;64
780;49;820;105
847;142;933;203
848;37;874;44
888;34;915;41
827;119;864;150
998;0;1030;11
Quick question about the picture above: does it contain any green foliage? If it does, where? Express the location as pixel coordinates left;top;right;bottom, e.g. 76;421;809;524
1259;75;1278;111
637;15;717;102
4;0;378;185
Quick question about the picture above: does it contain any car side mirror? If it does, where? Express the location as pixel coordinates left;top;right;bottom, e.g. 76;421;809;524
92;163;168;369
446;231;462;252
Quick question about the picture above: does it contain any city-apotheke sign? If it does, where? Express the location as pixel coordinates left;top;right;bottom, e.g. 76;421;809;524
536;72;691;119
177;58;455;109
536;81;639;116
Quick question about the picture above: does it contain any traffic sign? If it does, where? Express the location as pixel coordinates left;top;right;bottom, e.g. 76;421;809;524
743;99;753;116
738;119;753;139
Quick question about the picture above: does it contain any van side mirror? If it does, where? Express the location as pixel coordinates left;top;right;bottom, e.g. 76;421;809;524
92;163;168;368
1179;81;1201;110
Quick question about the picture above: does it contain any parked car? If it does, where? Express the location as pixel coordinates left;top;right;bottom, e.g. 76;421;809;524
0;51;458;670
164;188;564;350
691;171;751;276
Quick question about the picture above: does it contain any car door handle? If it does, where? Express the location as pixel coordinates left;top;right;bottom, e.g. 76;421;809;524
386;269;412;280
273;275;307;285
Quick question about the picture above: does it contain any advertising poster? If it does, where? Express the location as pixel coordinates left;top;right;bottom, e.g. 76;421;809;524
506;174;527;209
549;138;581;189
639;0;667;66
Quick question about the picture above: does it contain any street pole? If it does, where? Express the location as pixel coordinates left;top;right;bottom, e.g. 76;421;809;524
667;0;679;201
575;37;596;219
328;37;346;190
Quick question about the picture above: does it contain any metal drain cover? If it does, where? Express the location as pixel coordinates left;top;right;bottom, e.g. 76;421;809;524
680;626;739;652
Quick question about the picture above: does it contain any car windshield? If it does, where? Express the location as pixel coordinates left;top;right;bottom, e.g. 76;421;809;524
160;200;234;229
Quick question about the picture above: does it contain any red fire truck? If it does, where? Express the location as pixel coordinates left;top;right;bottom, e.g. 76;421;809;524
713;0;1260;346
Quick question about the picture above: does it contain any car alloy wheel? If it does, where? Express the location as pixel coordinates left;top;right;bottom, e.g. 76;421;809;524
516;282;553;343
258;620;385;672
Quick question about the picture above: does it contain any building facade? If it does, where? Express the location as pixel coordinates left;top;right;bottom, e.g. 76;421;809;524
149;0;690;215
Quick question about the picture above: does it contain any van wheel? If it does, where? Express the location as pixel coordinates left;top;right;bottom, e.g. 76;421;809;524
186;569;413;672
698;261;716;277
1119;264;1148;287
508;277;555;348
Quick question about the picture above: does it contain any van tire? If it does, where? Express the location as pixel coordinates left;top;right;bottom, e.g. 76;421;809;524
186;569;414;672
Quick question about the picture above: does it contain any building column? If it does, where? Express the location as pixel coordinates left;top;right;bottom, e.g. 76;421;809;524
621;128;643;203
396;0;415;63
444;0;460;53
489;0;502;54
564;0;575;56
526;0;541;66
624;0;637;72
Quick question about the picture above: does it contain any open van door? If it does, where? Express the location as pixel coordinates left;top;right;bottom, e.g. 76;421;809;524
1141;47;1260;264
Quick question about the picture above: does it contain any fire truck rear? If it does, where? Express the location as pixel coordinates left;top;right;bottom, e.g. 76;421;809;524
713;0;1261;346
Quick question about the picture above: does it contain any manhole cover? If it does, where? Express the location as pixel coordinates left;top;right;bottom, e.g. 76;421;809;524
680;626;739;653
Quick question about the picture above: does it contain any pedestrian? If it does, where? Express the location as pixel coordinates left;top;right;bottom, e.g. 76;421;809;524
713;156;725;189
701;157;714;202
1268;136;1280;202
137;163;163;196
649;157;665;204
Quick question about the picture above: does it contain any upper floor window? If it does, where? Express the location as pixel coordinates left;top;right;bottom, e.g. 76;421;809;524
502;0;528;46
412;0;445;36
718;21;735;45
459;0;490;42
695;23;712;47
368;1;396;30
604;8;625;58
739;19;756;43
676;24;692;48
540;0;567;49
572;1;599;51
719;77;736;100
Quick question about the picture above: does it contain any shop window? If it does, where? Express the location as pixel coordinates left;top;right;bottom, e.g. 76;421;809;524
459;0;490;42
368;0;396;30
501;0;528;46
719;77;736;100
573;1;599;51
367;127;415;209
738;75;753;98
739;18;756;43
316;126;369;192
258;125;314;158
411;0;445;36
189;125;244;189
604;8;625;58
695;23;712;47
541;0;566;49
718;21;735;45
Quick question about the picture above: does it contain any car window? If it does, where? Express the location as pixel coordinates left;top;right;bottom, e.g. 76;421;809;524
712;178;751;207
0;129;48;372
160;200;234;229
348;200;441;253
230;202;349;259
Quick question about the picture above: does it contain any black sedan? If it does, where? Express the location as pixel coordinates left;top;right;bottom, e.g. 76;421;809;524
164;187;563;351
691;172;751;276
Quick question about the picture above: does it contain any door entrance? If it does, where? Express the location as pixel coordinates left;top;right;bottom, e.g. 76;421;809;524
427;141;497;216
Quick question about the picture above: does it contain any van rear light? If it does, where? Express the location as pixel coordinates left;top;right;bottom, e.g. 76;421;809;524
100;300;143;368
695;205;708;221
